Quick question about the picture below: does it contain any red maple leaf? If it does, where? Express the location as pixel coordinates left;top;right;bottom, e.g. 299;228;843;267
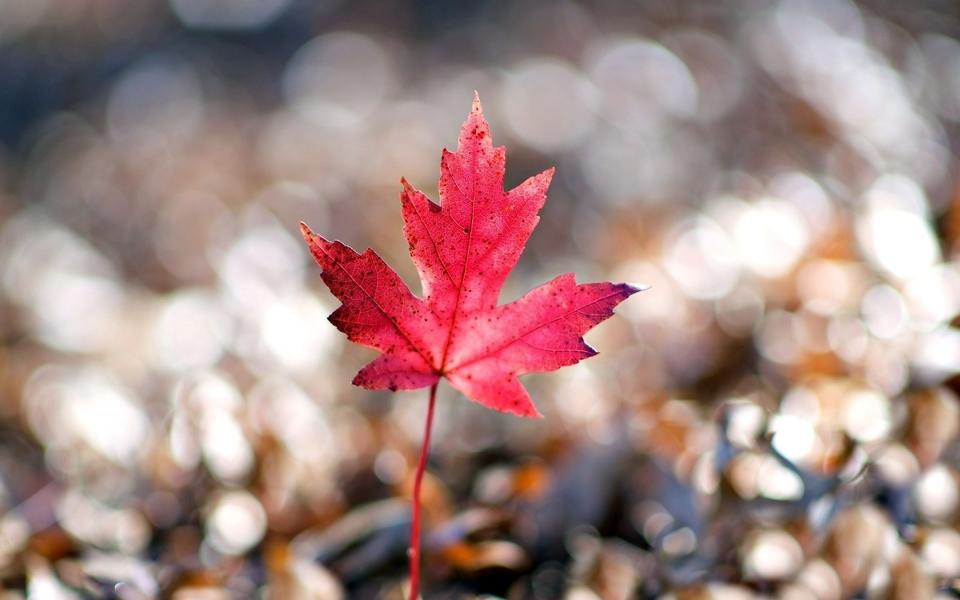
300;94;642;418
301;94;643;597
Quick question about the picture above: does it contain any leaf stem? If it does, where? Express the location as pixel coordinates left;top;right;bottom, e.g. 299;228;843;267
409;383;438;599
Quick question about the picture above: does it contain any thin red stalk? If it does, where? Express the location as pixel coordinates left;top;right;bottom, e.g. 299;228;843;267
408;383;438;599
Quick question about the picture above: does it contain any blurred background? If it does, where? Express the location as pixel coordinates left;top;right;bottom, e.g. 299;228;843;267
1;0;960;598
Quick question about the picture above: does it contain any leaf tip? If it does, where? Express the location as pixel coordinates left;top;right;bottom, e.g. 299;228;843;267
509;403;544;419
523;401;545;418
299;221;314;241
624;282;651;294
351;371;374;389
471;90;482;114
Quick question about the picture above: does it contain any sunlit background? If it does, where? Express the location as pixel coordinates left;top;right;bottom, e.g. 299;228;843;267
1;0;959;598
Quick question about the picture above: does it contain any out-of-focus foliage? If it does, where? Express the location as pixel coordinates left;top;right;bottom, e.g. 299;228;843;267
0;0;959;598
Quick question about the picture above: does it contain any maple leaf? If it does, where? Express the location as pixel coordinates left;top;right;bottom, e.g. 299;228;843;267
300;94;641;418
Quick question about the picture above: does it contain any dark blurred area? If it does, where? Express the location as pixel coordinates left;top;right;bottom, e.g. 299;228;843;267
1;0;960;598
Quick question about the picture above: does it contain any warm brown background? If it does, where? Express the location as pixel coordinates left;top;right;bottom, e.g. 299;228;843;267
0;1;959;598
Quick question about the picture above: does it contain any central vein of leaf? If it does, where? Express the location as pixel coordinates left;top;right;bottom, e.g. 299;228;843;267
447;289;627;372
437;150;477;374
